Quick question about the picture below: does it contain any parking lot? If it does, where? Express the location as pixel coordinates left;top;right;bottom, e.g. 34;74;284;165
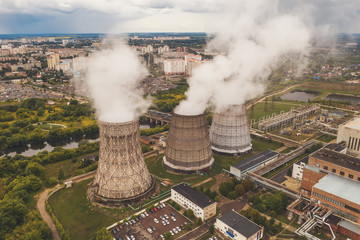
110;203;191;240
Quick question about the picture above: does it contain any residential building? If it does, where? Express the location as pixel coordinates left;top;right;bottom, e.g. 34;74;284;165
215;210;263;240
164;59;186;75
171;183;216;221
47;53;60;70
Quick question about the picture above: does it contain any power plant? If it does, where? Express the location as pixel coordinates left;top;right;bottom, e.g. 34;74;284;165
90;119;155;206
163;112;214;173
210;104;252;155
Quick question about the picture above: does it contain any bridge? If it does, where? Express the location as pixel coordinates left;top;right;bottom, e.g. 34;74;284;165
145;110;172;125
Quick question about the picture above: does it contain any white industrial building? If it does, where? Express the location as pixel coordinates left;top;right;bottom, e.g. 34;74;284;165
230;150;279;179
171;183;216;221
337;116;360;157
292;157;308;181
215;210;263;240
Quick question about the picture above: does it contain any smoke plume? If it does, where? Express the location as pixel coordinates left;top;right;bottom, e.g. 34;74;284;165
175;0;311;115
84;40;150;123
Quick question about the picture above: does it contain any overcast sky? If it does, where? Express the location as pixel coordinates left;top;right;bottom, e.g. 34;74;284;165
0;0;360;34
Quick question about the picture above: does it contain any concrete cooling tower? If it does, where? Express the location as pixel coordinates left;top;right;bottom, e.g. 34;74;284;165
210;104;252;155
163;113;214;173
90;119;155;205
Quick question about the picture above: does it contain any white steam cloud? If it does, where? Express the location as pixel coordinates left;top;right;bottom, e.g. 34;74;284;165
85;40;150;123
175;0;311;115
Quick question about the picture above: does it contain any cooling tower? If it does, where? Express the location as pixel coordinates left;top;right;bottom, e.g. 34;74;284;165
163;113;214;173
90;119;155;205
210;104;252;155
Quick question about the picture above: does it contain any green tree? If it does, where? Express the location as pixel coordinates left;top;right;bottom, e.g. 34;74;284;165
57;169;65;181
209;225;215;234
196;217;203;226
95;227;112;240
164;232;172;240
228;191;238;200
25;162;45;177
235;184;245;196
219;183;229;197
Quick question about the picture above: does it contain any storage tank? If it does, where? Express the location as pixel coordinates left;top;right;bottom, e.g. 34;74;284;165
163;112;214;173
90;119;155;205
210;104;252;155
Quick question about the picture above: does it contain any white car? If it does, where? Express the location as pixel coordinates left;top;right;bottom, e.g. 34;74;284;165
160;234;165;240
173;228;178;234
170;230;174;236
165;220;170;225
144;212;149;217
171;216;176;221
162;221;166;226
164;214;169;219
154;218;159;224
176;226;181;232
160;216;165;220
141;214;145;218
147;228;153;233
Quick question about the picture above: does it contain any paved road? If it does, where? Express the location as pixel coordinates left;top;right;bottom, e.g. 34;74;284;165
36;171;96;240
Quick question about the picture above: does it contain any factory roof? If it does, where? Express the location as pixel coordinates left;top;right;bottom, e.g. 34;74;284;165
172;183;214;209
218;210;262;238
339;220;360;235
310;148;360;172
324;142;346;153
232;150;279;172
313;173;360;205
340;116;360;130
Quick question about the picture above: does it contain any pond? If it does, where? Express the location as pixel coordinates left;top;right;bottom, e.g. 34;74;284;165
280;90;319;102
325;94;360;105
1;138;99;158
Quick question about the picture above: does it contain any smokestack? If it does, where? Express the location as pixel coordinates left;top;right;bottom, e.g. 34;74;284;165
163;113;214;173
90;119;155;205
210;104;251;155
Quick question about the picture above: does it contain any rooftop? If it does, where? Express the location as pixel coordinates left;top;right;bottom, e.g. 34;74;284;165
341;116;360;130
310;148;360;172
339;219;360;235
324;142;346;153
313;173;360;205
172;183;214;209
232;150;279;172
218;210;262;238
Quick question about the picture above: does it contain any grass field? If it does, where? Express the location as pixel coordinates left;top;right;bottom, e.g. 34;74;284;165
145;154;210;185
316;134;337;143
48;178;131;240
247;101;300;122
44;159;79;179
251;136;284;152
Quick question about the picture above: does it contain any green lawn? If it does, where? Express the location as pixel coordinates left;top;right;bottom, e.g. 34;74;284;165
316;134;336;143
251;136;284;152
48;178;131;240
145;154;210;185
44;159;79;179
247;101;300;122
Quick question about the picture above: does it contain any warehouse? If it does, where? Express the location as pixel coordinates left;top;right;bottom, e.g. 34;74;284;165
230;150;279;179
215;210;263;240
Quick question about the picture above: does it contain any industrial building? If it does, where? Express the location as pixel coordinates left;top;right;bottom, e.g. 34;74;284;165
292;143;346;181
215;210;263;240
163;113;214;173
292;156;308;181
171;183;217;221
210;105;252;155
337;116;360;157
258;104;320;132
230;150;279;179
90;119;155;206
300;148;360;224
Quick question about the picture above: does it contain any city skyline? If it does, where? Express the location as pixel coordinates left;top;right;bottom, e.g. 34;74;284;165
1;0;360;34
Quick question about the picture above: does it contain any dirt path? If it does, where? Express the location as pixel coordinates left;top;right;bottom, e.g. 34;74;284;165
36;171;96;240
36;187;62;240
193;177;213;187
